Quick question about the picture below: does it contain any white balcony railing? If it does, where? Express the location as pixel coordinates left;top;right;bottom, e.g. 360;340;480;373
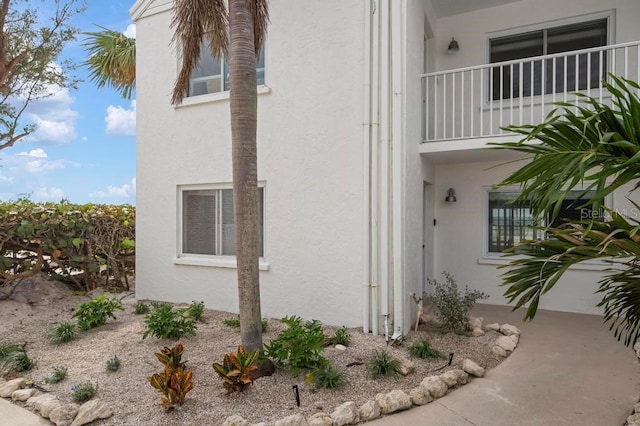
421;41;640;142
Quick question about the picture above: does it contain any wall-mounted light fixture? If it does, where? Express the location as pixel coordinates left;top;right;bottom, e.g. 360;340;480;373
447;37;459;54
445;188;457;203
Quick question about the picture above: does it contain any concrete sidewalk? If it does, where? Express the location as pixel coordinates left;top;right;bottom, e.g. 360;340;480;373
370;304;640;426
0;397;50;426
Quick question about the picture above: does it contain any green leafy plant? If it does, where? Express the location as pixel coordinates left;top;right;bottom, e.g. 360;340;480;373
47;321;77;344
409;340;443;359
368;350;400;378
106;354;121;372
148;343;194;409
133;301;150;315
330;326;350;346
425;272;487;334
312;364;346;389
72;295;124;331
45;366;68;384
72;382;97;403
265;315;327;376
143;303;196;339
222;316;268;332
212;345;259;394
0;343;35;375
186;300;205;322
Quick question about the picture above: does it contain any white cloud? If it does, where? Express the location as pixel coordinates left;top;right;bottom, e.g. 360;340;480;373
25;159;69;174
90;178;136;198
124;23;136;39
22;80;79;144
105;101;136;136
31;117;77;143
35;186;64;199
18;148;48;158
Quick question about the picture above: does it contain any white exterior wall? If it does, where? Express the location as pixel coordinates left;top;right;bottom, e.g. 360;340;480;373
135;1;366;326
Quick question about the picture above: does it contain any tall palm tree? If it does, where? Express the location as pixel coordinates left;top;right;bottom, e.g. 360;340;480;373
171;0;269;353
83;27;136;99
492;76;640;347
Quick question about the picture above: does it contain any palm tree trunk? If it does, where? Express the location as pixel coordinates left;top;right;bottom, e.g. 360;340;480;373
229;0;262;352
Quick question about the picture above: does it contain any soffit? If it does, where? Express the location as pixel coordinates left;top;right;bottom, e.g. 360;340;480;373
130;0;172;21
431;0;523;18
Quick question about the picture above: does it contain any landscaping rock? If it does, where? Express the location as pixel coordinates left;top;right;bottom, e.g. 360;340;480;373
451;369;469;385
334;344;347;353
472;327;485;337
462;359;485;377
330;401;359;426
485;323;500;332
634;402;640;413
494;334;519;353
409;386;433;405
628;413;640;426
50;403;80;426
27;393;62;418
500;324;521;336
70;399;113;426
375;390;411;414
420;376;448;398
358;400;381;422
12;387;36;401
492;345;508;357
307;412;332;426
468;316;483;330
0;377;27;397
394;356;415;376
223;415;249;426
274;414;308;426
634;342;640;359
439;369;468;388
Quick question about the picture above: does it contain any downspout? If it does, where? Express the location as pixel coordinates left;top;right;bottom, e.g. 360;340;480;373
370;0;380;336
362;0;372;335
379;0;391;342
390;0;405;340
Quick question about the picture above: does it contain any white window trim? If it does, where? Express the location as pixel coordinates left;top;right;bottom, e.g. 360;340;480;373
175;182;269;270
481;185;613;264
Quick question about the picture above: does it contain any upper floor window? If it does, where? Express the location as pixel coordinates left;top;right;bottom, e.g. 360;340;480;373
188;43;266;97
489;18;608;100
180;185;265;257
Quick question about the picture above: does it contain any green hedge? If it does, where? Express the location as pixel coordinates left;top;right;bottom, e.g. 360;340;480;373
0;200;135;290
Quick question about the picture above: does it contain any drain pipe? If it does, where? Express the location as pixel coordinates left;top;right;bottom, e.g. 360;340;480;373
362;0;372;335
370;0;381;336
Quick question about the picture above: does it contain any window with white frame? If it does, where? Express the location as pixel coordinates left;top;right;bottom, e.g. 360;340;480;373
180;186;264;257
188;43;266;97
489;17;608;100
487;189;602;253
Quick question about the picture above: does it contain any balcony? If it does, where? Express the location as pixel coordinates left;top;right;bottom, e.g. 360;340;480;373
421;41;640;144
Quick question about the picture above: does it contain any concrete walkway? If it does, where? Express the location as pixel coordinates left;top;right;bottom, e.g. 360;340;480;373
0;397;49;426
370;304;640;426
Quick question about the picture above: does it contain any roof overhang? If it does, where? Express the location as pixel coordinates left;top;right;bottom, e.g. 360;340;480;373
130;0;172;21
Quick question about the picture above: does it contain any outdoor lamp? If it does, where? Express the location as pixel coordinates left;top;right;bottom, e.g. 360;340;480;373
447;37;459;54
445;188;457;202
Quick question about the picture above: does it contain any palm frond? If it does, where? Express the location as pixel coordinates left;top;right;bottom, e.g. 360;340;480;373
82;26;136;99
171;0;228;105
251;0;270;56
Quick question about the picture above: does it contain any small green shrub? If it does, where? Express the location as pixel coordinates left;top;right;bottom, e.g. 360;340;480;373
330;326;351;346
133;301;150;315
143;303;196;339
0;343;35;375
186;301;205;322
47;321;76;344
426;272;488;334
45;366;68;384
148;343;194;409
72;295;124;331
212;345;259;394
409;340;443;359
368;350;400;378
265;315;327;376
313;364;346;389
72;382;97;403
222;316;268;332
106;354;121;372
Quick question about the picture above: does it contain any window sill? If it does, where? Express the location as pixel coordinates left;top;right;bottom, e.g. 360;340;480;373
477;255;610;271
175;85;271;109
173;255;270;271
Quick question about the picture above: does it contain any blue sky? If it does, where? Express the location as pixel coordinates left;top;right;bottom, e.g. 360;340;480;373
0;0;137;205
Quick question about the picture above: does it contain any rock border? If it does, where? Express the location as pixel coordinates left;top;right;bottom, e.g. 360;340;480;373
0;320;522;426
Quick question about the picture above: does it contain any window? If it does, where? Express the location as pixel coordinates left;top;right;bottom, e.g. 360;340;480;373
188;43;266;97
489;18;608;100
180;186;264;257
487;189;601;253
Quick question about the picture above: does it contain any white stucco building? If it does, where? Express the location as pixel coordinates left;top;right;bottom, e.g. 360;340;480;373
131;0;640;339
